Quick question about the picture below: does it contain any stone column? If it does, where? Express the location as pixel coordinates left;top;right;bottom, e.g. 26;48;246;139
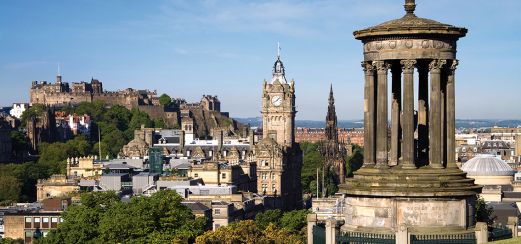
362;61;376;167
374;61;391;168
441;73;446;167
395;224;410;244
429;59;446;168
325;218;337;244
307;214;317;244
390;64;402;166
508;216;518;238
417;62;429;166
446;60;458;168
475;222;488;244
400;59;417;169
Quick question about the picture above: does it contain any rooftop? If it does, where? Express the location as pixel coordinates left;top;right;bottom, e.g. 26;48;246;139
461;154;515;176
353;0;467;40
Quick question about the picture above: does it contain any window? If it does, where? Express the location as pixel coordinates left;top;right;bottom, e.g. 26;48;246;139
271;174;275;180
221;173;226;179
262;184;267;193
25;217;32;228
194;173;198;178
261;173;267;180
272;184;276;193
214;209;221;215
34;217;41;229
51;217;58;228
42;217;49;228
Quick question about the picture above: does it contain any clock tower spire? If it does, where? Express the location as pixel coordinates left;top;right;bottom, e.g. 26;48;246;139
261;52;296;147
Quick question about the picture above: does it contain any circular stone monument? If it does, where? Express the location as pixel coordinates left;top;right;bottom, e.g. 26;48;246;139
339;0;482;235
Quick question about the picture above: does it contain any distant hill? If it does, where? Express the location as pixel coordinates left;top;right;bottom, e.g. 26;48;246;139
235;117;521;129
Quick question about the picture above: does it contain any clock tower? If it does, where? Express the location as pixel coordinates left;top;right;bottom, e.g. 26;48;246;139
256;53;302;210
261;55;296;148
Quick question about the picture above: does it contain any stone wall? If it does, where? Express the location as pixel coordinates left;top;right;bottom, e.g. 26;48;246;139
3;215;24;240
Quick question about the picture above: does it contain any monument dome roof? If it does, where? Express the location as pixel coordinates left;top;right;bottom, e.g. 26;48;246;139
461;154;515;176
353;0;467;40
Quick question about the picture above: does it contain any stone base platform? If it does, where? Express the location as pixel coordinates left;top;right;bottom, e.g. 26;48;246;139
338;166;482;233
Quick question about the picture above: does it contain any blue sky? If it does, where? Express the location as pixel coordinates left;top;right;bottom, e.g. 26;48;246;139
0;0;520;120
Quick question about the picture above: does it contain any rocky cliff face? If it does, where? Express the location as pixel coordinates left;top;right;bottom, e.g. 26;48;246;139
188;107;247;139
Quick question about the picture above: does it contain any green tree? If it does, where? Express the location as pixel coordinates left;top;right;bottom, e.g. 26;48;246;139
159;93;172;106
41;192;119;244
475;196;494;225
153;118;165;128
0;238;24;244
346;144;363;176
280;209;309;233
10;130;30;156
195;220;304;244
325;168;339;196
126;108;153;139
255;209;282;230
309;180;318;197
300;142;324;194
0;176;21;205
38;136;92;174
101;128;127;157
80;191;120;209
41;190;205;244
0;162;50;203
19;104;46;128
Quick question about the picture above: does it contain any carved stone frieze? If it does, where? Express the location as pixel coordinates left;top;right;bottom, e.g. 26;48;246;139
363;39;456;61
364;39;455;52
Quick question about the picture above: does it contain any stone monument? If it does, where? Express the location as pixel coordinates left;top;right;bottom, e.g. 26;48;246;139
339;0;481;236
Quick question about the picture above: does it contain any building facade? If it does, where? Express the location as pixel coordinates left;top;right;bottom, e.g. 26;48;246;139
295;127;364;146
256;54;302;210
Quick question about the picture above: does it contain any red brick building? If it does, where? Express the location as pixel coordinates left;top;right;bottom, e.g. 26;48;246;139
295;128;364;146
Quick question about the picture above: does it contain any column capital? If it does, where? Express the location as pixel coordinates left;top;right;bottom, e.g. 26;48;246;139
450;59;459;71
361;61;375;74
373;60;391;74
428;59;447;72
400;59;417;73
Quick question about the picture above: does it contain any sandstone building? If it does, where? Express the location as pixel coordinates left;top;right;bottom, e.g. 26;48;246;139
30;76;158;109
255;54;302;210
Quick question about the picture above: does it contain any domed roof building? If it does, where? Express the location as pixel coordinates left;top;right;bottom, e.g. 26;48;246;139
461;154;515;185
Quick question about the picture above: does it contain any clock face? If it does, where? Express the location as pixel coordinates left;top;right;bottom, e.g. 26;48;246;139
271;96;282;106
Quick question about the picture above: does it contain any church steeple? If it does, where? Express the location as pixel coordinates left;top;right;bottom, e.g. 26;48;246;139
325;84;338;142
